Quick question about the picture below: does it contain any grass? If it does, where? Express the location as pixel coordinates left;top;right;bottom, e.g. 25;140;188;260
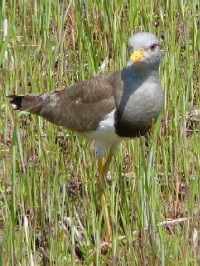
0;0;199;264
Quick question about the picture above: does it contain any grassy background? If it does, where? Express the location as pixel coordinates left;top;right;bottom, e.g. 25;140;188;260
0;0;199;265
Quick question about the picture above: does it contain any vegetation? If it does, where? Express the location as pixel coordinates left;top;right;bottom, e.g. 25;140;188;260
0;0;199;264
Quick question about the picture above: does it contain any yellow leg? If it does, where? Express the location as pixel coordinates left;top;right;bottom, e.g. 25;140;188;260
102;149;115;175
97;158;112;241
97;158;103;177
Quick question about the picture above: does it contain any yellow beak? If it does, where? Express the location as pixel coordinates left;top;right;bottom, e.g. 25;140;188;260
130;49;145;62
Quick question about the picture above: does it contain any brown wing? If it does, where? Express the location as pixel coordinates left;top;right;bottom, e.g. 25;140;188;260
11;71;123;132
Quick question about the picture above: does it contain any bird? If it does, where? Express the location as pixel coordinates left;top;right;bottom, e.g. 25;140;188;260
8;32;164;240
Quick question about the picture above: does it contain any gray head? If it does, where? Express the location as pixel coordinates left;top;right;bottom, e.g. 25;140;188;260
128;32;161;66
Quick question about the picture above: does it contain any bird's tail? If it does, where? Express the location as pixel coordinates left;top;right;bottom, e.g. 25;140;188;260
7;94;42;113
8;92;64;126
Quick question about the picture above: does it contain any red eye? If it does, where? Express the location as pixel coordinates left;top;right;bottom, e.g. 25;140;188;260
150;44;157;51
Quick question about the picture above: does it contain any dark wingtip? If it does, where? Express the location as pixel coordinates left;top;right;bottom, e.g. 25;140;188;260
7;95;24;110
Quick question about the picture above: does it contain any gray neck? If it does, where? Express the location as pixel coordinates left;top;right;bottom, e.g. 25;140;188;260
126;61;159;73
123;63;160;86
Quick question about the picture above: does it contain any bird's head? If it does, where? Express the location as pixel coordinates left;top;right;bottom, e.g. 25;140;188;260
127;32;161;67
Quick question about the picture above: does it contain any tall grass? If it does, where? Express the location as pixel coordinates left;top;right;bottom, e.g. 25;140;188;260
0;0;199;264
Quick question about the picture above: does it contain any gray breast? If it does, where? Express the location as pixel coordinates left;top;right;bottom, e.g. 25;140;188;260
114;72;164;138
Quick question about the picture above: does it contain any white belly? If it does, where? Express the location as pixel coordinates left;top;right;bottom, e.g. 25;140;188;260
83;110;121;158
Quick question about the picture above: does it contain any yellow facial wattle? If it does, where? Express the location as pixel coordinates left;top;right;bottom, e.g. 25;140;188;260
130;49;145;62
